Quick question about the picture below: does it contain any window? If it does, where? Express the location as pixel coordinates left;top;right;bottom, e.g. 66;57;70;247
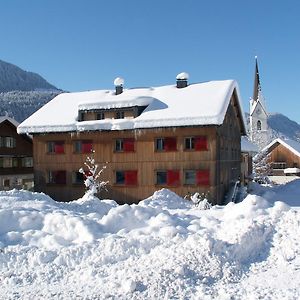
115;138;135;152
12;158;18;168
74;140;93;154
47;141;65;154
3;179;10;187
184;136;208;151
115;170;138;185
184;170;196;185
184;170;210;186
115;111;125;119
257;120;262;131
0;137;16;148
22;157;33;167
72;171;84;184
156;170;180;186
155;137;177;151
185;137;194;150
97;112;105;120
48;170;67;184
0;157;13;168
272;162;286;169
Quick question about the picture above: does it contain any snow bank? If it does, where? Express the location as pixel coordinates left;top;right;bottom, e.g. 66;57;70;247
0;188;299;299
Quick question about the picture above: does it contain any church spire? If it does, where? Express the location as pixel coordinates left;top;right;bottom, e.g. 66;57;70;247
253;56;261;102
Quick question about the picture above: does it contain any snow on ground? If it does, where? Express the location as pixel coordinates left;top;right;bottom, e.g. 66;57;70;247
0;181;300;299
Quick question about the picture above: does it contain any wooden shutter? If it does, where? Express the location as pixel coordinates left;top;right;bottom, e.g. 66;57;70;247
196;170;210;186
125;170;138;185
164;137;177;151
167;170;180;186
195;136;208;151
54;142;64;154
123;138;135;152
82;141;93;153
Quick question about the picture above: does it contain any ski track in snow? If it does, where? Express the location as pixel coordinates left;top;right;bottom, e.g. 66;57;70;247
0;182;299;299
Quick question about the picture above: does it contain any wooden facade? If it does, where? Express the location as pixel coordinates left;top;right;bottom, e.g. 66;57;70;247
32;93;244;205
0;117;34;190
266;140;300;176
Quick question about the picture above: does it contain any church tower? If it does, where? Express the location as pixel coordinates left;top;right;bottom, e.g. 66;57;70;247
249;57;269;148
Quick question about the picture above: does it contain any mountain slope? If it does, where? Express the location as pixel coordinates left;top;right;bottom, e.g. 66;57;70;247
0;90;61;122
268;113;300;142
0;59;58;92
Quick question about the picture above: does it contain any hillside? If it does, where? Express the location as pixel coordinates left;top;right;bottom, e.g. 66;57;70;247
268;113;300;142
0;59;58;92
0;59;62;122
0;90;61;122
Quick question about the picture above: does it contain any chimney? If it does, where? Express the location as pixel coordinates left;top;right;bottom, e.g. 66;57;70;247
114;77;124;95
176;72;189;88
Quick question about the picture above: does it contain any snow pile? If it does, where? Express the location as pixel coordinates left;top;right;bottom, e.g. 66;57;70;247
0;186;299;299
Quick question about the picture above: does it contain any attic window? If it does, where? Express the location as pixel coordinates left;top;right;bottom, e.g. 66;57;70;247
115;111;125;119
97;112;105;120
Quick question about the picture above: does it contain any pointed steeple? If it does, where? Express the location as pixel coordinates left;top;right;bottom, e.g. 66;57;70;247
253;56;261;102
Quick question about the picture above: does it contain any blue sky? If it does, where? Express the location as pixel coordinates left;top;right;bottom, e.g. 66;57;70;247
1;0;300;122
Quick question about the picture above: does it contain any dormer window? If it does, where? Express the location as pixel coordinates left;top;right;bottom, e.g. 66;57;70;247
97;112;105;120
115;111;125;119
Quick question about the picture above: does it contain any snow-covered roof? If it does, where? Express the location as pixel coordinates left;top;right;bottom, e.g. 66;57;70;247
263;138;300;158
17;80;246;134
241;136;259;153
0;116;19;128
284;168;300;174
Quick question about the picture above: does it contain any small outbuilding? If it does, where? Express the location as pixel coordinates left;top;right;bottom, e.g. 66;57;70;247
262;138;300;176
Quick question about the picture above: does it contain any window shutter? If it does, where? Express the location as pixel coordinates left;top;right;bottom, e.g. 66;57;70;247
55;170;66;184
82;141;93;153
167;170;180;186
125;170;138;185
164;137;177;151
123;138;135;152
196;170;210;186
55;142;64;154
195;136;208;151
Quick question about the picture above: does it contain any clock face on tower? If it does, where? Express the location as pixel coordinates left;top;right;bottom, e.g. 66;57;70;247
256;107;262;115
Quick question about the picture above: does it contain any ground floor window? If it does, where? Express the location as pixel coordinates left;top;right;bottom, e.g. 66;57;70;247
184;170;210;186
72;171;85;184
48;170;67;184
115;170;138;185
156;170;180;186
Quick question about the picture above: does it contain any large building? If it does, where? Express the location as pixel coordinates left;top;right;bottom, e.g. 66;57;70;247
18;74;246;204
0;116;34;190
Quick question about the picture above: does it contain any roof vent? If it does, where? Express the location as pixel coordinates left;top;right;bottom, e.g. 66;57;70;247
176;72;189;88
114;77;124;95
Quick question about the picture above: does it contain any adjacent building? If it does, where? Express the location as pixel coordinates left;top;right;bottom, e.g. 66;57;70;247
0;116;34;190
18;75;246;204
263;138;300;176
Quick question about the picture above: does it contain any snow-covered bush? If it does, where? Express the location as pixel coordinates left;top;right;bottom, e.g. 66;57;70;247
79;151;109;198
253;149;272;184
189;192;212;210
